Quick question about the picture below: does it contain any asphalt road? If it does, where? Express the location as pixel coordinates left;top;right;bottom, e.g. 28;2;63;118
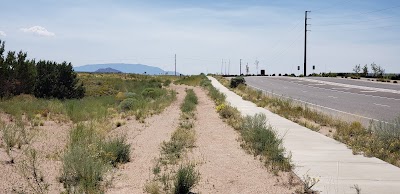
244;76;400;124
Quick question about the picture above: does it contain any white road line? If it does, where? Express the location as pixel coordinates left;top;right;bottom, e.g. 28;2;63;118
332;88;350;90
308;84;326;86
248;85;386;123
360;91;376;93
328;96;338;99
250;77;400;101
285;80;400;101
374;103;390;108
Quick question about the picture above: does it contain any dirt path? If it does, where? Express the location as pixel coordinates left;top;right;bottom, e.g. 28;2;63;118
189;87;301;193
106;85;187;194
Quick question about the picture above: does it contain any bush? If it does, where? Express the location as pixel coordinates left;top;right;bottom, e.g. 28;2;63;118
180;89;198;113
61;124;131;192
207;86;226;105
173;164;200;194
230;77;245;88
101;137;130;167
240;114;291;171
163;79;171;87
142;88;164;99
119;98;136;111
61;144;106;193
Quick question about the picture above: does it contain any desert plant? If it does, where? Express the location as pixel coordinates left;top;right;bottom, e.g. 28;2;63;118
301;174;319;193
101;136;130;167
163;79;172;87
61;143;106;193
174;75;205;86
18;148;49;194
240;114;291;171
61;124;106;193
173;164;200;194
142;88;165;99
230;77;245;88
180;89;198;113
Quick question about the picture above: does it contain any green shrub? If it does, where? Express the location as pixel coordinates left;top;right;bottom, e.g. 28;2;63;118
2;124;20;151
230;77;245;88
65;96;113;123
240;114;291;171
119;98;136;111
163;79;172;87
173;164;200;194
185;89;198;105
142;88;165;99
125;92;136;99
180;89;198;113
370;116;400;151
101;137;130;167
174;75;205;86
61;143;106;193
207;86;226;105
161;128;195;164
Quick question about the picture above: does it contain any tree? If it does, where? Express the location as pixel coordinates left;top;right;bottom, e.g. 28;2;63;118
34;61;58;98
370;63;384;78
0;40;8;98
55;62;84;99
14;51;36;95
362;64;368;77
353;64;361;76
34;61;85;99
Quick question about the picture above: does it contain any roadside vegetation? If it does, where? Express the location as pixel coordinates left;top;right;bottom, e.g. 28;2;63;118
199;76;292;174
60;123;130;193
0;71;178;193
214;75;400;167
146;89;200;194
0;39;84;99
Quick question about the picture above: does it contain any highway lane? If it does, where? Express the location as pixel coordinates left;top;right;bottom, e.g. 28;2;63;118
306;77;400;91
244;76;400;124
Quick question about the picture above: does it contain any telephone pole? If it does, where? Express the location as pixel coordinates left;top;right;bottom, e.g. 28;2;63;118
221;59;224;75
174;54;176;76
240;59;242;75
304;11;311;76
228;59;230;75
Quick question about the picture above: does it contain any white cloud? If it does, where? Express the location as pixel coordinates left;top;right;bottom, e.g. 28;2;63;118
0;31;6;37
21;26;55;37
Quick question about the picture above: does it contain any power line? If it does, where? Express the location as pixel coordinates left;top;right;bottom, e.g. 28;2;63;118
320;4;400;19
266;32;303;66
265;26;303;62
312;0;353;12
314;15;397;27
313;24;400;32
266;19;303;54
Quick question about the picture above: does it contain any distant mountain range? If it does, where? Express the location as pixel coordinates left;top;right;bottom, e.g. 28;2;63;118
74;63;180;75
95;67;122;73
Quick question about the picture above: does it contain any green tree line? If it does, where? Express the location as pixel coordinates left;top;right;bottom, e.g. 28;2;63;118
0;39;84;99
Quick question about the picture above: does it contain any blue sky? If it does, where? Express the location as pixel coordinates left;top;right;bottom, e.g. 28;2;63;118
0;0;399;75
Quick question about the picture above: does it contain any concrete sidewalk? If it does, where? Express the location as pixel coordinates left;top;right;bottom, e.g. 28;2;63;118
208;76;400;194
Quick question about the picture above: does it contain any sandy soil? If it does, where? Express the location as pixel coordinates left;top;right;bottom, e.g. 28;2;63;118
0;84;303;193
106;85;188;194
189;87;302;194
0;117;71;193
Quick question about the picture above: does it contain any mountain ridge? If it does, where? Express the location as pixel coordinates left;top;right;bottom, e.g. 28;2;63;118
74;63;180;75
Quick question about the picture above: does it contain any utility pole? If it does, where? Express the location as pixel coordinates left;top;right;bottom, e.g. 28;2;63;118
221;59;224;75
174;54;176;76
240;59;242;75
304;11;311;77
228;59;230;75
